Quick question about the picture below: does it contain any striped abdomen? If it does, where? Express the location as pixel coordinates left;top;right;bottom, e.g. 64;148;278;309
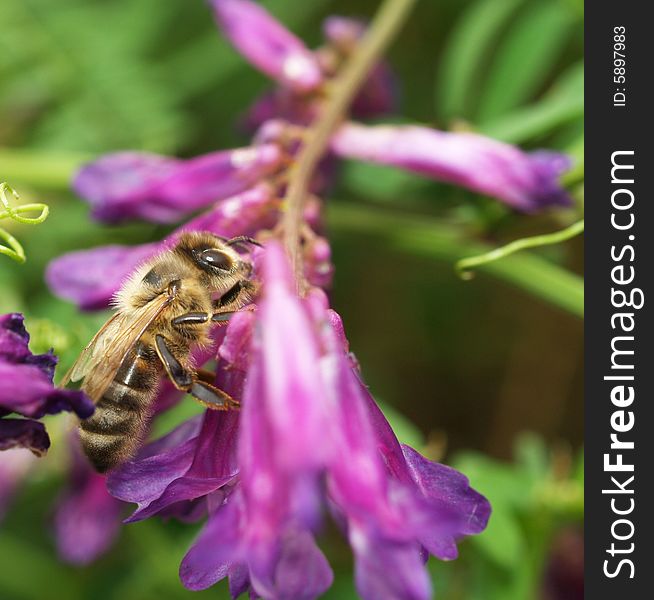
79;341;161;472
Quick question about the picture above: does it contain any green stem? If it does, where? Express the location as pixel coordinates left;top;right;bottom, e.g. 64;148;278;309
281;0;417;289
328;203;584;318
0;148;89;189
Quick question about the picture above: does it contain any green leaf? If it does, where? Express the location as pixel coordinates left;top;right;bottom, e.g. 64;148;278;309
514;432;549;482
477;1;576;122
436;0;524;120
453;452;530;568
479;61;583;143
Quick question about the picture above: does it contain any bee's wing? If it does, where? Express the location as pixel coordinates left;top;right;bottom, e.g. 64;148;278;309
61;292;175;403
60;312;122;387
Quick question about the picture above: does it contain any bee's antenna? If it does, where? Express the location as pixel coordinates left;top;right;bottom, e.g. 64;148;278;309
226;236;263;252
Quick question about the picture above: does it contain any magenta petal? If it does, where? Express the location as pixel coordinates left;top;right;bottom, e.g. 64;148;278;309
178;184;276;239
108;410;239;522
218;310;255;371
0;313;31;362
46;242;160;310
331;123;572;211
401;444;491;559
0;362;93;419
74;146;282;224
180;494;243;591
0;419;50;456
74;152;177;222
228;563;251;599
47;185;275;311
210;0;323;92
350;525;431;600
269;530;333;600
255;242;332;469
322;17;397;119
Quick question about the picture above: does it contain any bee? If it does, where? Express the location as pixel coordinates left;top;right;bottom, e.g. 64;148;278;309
61;231;259;473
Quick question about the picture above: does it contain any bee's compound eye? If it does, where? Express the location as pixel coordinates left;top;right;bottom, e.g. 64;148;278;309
199;249;232;271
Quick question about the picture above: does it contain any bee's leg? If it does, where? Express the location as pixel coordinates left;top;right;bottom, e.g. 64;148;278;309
154;334;239;410
213;280;258;314
171;311;236;329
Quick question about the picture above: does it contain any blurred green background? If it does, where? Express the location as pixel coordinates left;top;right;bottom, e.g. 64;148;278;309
0;0;583;599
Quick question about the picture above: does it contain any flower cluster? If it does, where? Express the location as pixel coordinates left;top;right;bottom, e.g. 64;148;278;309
0;313;93;455
41;0;573;595
47;2;572;312
107;243;490;598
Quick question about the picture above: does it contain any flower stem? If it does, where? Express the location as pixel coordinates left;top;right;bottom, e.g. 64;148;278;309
0;148;90;189
281;0;417;290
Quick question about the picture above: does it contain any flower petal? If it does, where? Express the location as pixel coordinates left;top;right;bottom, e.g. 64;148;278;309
46;242;160;310
108;409;239;522
254;242;333;470
322;17;397;119
0;313;31;362
331;123;572;211
401;444;491;559
268;530;333;600
350;524;431;600
0;418;50;456
0;362;94;419
210;0;323;92
47;185;274;310
74;146;282;223
180;493;243;591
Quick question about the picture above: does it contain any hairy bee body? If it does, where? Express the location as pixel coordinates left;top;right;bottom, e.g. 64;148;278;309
71;232;256;472
79;337;161;472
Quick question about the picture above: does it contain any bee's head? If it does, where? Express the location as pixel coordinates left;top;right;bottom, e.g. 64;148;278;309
175;232;258;291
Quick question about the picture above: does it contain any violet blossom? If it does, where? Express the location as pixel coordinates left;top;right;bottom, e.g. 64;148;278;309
107;243;490;599
331;122;572;212
0;313;94;455
74;145;282;223
41;1;576;595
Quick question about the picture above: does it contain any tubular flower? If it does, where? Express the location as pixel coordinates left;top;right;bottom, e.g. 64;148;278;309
43;0;577;589
0;313;94;455
108;244;490;599
74;145;282;223
209;0;323;93
331;122;572;211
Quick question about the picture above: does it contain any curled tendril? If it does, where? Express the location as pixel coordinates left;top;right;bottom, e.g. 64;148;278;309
456;219;584;280
0;182;50;263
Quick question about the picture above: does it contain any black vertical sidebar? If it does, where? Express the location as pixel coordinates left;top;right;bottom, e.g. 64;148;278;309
586;2;653;598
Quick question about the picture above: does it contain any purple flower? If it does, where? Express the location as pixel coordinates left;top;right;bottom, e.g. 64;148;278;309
210;0;323;93
0;313;94;455
108;243;490;599
321;17;397;119
331;123;572;211
54;434;123;565
74;145;282;223
46;184;276;310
